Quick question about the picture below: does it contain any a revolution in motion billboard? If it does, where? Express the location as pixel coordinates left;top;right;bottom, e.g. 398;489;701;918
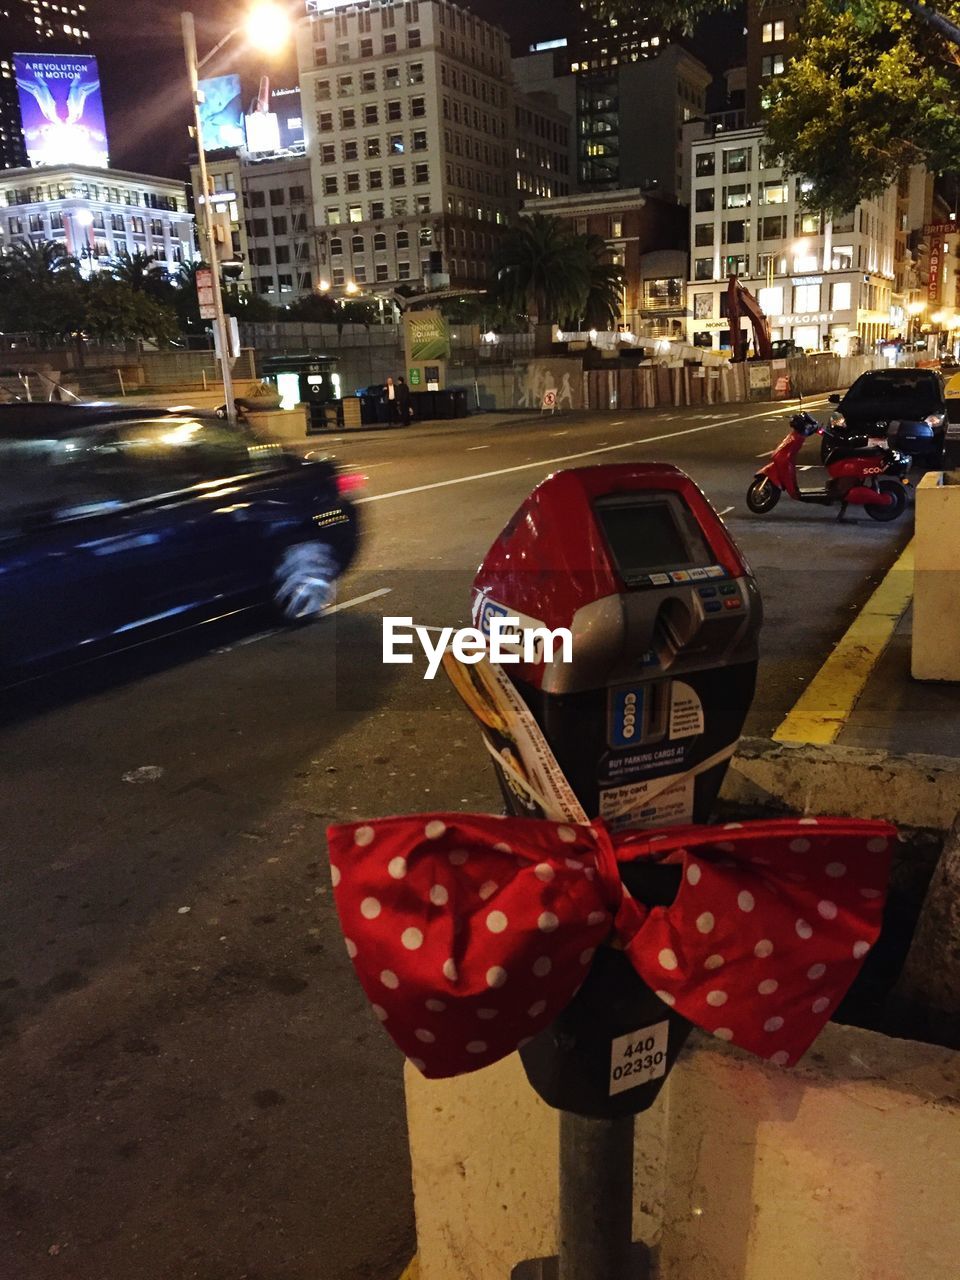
14;52;110;169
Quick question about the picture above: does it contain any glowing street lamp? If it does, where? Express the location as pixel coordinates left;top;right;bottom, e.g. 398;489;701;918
345;280;360;295
181;3;291;424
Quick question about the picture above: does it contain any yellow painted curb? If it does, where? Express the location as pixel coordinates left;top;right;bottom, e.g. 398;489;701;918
397;1256;419;1280
773;539;915;746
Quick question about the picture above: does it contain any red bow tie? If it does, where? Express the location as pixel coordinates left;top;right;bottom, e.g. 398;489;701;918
327;814;894;1078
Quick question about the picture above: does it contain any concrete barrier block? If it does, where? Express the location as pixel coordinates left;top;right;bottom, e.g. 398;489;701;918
405;1025;960;1280
913;471;960;681
723;737;960;833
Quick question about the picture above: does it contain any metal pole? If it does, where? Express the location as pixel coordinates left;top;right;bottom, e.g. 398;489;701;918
558;1112;642;1280
181;10;237;426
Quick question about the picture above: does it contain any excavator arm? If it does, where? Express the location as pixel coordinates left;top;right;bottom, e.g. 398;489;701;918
726;275;774;363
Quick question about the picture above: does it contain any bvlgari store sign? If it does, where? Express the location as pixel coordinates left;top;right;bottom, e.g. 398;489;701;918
774;311;836;326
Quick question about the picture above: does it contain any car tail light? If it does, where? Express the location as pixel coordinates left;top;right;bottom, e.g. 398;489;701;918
337;471;368;496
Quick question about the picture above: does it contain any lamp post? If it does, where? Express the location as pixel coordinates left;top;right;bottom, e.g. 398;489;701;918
181;4;289;425
908;300;927;349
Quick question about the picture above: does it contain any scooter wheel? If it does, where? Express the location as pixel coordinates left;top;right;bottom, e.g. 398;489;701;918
746;477;781;514
865;478;907;522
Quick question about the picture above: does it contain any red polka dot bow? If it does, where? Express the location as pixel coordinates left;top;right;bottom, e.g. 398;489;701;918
327;814;895;1078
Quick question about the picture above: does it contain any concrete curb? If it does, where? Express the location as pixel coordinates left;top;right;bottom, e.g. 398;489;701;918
724;735;960;832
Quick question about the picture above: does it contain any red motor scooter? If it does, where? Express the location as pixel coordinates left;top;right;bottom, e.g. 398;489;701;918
746;412;910;522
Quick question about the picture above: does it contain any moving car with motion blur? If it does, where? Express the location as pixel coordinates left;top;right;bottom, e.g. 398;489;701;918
825;369;947;467
0;403;361;684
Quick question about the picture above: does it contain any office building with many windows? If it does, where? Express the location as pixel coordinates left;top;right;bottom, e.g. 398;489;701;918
191;151;318;302
296;0;516;295
686;127;899;354
513;39;710;199
0;164;195;275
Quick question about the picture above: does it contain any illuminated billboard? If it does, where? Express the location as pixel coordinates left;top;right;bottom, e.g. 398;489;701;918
198;74;246;151
14;52;109;169
245;78;304;155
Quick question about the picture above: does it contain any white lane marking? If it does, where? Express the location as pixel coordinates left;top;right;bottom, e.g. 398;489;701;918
356;401;830;506
612;421;625;425
325;587;393;615
719;506;735;516
467;445;490;451
756;449;775;458
235;628;281;647
552;431;569;436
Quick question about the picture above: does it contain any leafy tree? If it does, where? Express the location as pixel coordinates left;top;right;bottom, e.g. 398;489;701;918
0;240;83;343
81;276;179;346
766;1;960;210
590;0;735;33
222;283;276;322
286;291;341;323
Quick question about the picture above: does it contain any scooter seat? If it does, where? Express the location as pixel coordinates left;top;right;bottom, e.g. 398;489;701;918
823;443;890;466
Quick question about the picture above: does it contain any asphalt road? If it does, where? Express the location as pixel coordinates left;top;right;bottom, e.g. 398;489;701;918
0;400;913;1280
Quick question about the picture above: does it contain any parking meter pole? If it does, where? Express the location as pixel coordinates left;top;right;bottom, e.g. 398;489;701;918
559;1113;643;1280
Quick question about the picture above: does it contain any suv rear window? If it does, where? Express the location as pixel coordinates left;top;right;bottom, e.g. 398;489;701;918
846;373;941;408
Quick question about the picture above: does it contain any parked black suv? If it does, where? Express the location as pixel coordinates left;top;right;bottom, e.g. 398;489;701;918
826;369;947;466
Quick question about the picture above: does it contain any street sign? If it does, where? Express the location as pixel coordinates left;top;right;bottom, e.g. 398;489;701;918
541;388;558;414
196;267;216;320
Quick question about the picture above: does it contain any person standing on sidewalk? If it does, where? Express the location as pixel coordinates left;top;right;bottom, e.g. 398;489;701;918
396;376;413;426
384;376;400;425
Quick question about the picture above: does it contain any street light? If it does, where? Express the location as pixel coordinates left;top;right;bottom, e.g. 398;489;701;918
181;3;291;425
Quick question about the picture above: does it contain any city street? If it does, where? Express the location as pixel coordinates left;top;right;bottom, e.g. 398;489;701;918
0;400;913;1280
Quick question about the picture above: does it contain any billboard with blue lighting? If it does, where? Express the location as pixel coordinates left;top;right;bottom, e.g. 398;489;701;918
198;74;246;151
14;52;109;169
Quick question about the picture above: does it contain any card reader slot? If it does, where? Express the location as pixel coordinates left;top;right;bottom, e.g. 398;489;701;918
653;596;696;666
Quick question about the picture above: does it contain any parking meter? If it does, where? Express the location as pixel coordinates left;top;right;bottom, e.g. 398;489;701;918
472;463;762;1117
473;463;761;831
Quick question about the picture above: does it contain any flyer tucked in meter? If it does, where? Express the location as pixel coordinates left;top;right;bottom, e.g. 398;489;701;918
442;651;587;824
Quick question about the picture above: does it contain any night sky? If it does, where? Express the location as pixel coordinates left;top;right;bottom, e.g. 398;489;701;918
91;0;744;179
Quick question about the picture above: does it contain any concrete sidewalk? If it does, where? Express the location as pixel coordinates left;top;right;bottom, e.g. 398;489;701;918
770;528;960;763
838;604;960;756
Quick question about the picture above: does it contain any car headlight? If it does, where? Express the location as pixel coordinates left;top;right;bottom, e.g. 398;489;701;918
830;412;846;428
925;413;947;427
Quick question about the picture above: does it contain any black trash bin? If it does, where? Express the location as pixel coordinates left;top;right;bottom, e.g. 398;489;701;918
450;387;469;419
411;390;436;421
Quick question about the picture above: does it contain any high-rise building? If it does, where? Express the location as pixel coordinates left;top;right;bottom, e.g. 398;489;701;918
0;0;92;169
296;0;516;295
513;42;711;199
745;0;802;125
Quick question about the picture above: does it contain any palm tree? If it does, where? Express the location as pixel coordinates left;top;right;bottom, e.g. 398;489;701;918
576;234;625;330
3;238;80;288
494;214;591;326
110;249;157;292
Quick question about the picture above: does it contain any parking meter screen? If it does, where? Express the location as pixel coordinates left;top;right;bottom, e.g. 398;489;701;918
595;497;712;582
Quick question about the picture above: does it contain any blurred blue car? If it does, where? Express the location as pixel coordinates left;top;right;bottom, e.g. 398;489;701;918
0;404;361;683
